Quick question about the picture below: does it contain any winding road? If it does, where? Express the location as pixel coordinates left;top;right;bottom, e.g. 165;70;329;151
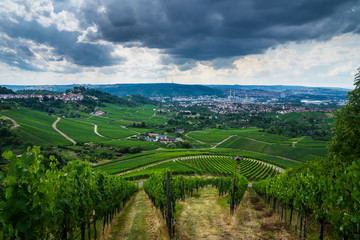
52;117;77;145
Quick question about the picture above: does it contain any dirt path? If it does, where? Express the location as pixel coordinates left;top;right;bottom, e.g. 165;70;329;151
107;190;167;240
211;135;235;149
149;112;156;119
1;115;19;128
91;123;106;138
52;117;76;145
176;186;243;240
176;187;295;240
236;188;295;239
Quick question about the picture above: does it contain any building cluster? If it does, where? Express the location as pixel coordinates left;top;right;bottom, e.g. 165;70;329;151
0;93;88;102
143;132;183;143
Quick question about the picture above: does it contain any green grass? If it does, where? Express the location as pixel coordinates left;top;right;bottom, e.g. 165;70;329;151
2;108;70;146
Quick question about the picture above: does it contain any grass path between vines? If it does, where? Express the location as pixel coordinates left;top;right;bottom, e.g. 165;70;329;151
105;189;168;240
175;186;295;240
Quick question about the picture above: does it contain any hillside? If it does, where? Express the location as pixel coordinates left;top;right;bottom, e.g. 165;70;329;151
0;86;160;117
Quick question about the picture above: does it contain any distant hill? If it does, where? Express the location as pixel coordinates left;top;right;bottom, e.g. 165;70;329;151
94;83;225;97
0;86;15;94
206;84;351;91
3;83;349;98
3;84;225;97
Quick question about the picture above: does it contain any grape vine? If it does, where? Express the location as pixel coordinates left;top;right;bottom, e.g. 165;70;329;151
0;147;138;239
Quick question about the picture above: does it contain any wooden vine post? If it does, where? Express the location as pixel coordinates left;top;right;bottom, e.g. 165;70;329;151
230;177;236;215
166;171;175;238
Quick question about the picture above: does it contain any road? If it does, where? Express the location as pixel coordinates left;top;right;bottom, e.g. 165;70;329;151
52;117;77;145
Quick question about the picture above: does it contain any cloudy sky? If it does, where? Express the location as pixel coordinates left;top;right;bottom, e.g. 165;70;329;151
0;0;359;88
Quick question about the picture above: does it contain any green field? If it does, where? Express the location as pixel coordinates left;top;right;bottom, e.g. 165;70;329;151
236;131;293;144
277;111;331;122
218;136;327;162
56;118;104;142
97;103;171;125
122;160;200;180
94;151;208;174
2;108;69;146
187;127;328;163
2;106;326;175
295;137;328;148
208;148;299;168
187;128;259;144
122;155;279;181
80;117;135;138
99;139;159;151
277;111;334;128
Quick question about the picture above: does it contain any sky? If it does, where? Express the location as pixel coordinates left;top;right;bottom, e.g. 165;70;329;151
0;0;359;88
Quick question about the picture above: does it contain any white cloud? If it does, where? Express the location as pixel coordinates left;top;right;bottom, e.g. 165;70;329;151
0;33;359;88
0;0;80;32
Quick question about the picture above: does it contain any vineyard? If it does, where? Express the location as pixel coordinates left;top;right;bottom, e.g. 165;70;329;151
143;171;248;237
0;147;138;239
253;158;360;239
120;155;280;181
182;155;280;180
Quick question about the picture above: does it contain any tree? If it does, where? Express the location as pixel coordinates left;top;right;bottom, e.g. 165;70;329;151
329;67;360;165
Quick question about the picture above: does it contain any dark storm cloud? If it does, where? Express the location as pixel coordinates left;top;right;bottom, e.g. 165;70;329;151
0;8;123;71
86;0;360;61
0;0;359;72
